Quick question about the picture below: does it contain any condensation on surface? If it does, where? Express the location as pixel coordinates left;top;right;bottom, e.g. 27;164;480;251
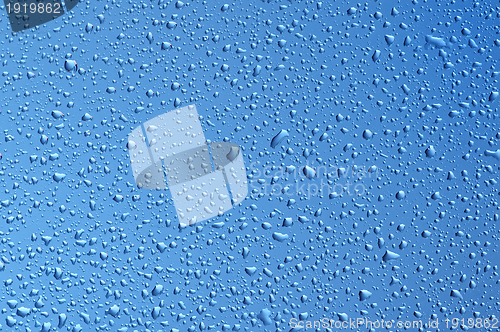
0;0;499;331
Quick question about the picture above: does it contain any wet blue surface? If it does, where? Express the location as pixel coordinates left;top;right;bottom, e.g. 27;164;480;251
0;1;499;331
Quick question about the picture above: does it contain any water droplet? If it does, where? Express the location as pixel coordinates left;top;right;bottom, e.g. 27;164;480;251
347;7;357;15
64;60;77;72
362;129;373;139
425;145;436;157
396;191;406;200
303;166;316;179
382;250;400;262
271;129;289;148
359;290;372;301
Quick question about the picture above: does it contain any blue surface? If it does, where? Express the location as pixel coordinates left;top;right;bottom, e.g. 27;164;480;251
0;0;499;331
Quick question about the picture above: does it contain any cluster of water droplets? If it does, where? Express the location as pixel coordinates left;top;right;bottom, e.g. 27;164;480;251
0;0;498;331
